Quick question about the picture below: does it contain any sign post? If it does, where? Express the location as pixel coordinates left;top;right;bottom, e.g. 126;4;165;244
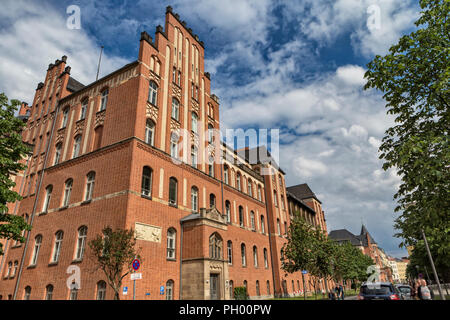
301;270;308;300
132;258;140;300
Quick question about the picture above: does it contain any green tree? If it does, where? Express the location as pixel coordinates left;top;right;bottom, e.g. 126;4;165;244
88;226;140;300
0;93;31;255
364;0;449;257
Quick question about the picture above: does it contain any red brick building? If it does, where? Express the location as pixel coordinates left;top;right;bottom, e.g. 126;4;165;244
0;7;329;300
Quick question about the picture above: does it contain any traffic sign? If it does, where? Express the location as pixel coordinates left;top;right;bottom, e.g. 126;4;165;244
132;259;140;271
131;273;142;280
302;270;308;274
123;287;128;295
160;285;165;295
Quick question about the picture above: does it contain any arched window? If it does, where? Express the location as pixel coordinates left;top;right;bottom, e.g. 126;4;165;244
141;166;153;197
227;240;232;265
241;243;246;267
191;112;198;134
30;235;42;266
148;81;158;105
96;281;107;300
273;190;278;207
223;165;229;185
80;99;88;120
12;261;18;277
51;230;64;263
191;145;198;167
63;179;73;207
250;211;255;230
168;177;178;206
42;185;52;213
243;280;248;293
253;246;258;267
61;107;69;128
209;233;222;260
208;156;214;177
75;226;87;261
171;98;179;121
100;88;108;111
236;172;241;191
238;206;244;227
5;262;12;278
260;215;265;234
209;193;216;208
264;248;268;268
145;119;155;146
208;124;214;144
24;286;31;300
85;171;95;201
170;132;179;159
166;280;174;300
167;228;176;259
45;284;54;300
277;219;281;236
281;195;285;210
225;200;231;223
54;143;62;165
247;179;253;197
256;280;260;296
278;175;283;188
267;281;271;295
191;186;198;212
257;185;262;201
72;135;82;158
94;125;103;150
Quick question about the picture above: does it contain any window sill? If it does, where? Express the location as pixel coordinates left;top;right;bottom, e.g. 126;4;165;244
147;101;158;109
168;203;178;208
76;118;85;124
166;258;176;262
27;264;37;269
48;262;59;266
39;211;48;216
141;194;152;201
58;206;68;211
71;259;83;264
81;200;92;205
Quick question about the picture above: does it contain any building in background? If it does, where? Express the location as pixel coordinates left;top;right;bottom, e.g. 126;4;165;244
0;7;330;300
328;225;392;282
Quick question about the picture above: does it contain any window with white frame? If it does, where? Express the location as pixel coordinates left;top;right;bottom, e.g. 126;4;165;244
191;186;198;212
145;119;155;146
253;246;258;267
191;112;198;134
260;215;265;234
72;135;82;158
80;99;88;120
51;231;64;263
75;226;87;260
30;235;42;266
42;185;52;213
100;89;108;111
63;179;73;207
170;132;179;159
85;172;95;201
141;166;152;197
191;146;198;167
250;211;255;230
61;108;69;128
166;280;174;300
225;201;231;223
264;248;269;268
227;240;232;265
168;177;177;206
171;98;179;121
54;143;62;165
148;81;158;105
96;281;106;300
241;243;246;267
167;229;176;259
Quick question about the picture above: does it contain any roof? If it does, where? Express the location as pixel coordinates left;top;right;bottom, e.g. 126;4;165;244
238;146;286;174
328;229;363;246
286;191;315;214
360;224;377;245
66;77;85;93
286;183;321;204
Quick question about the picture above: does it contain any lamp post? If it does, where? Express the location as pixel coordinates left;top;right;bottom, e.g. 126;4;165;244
421;229;445;300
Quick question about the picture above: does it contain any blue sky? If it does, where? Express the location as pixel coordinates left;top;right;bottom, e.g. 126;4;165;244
0;0;422;258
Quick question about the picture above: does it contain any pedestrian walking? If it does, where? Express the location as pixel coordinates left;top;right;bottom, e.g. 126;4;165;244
415;274;432;300
339;284;345;300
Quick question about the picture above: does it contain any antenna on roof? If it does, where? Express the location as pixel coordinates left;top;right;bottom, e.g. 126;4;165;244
96;45;104;81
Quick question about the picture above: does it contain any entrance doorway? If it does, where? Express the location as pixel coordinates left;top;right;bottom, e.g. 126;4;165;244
210;274;220;300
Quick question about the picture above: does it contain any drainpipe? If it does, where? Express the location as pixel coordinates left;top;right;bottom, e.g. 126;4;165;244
12;103;61;300
179;220;184;300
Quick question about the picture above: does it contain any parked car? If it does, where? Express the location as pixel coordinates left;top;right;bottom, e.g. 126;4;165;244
357;282;404;300
395;284;414;300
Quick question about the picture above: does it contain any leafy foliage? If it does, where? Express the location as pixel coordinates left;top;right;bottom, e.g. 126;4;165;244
233;286;249;300
0;93;31;255
88;226;140;300
364;0;449;257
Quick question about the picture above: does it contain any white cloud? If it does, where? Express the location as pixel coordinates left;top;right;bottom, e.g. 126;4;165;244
0;1;128;103
336;65;366;86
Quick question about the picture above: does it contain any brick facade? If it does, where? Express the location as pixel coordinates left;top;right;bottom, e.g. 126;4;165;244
0;7;329;300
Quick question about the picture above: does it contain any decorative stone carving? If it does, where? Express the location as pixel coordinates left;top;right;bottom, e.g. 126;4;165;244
170;118;181;131
56;128;65;144
191;99;199;114
95;110;106;127
146;103;158;122
74;120;84;136
172;85;182;99
135;222;162;243
149;72;160;87
200;207;227;224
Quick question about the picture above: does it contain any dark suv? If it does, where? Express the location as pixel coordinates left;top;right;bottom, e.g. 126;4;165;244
358;282;404;300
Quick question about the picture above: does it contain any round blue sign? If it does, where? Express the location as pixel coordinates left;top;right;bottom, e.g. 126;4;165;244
132;259;140;271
